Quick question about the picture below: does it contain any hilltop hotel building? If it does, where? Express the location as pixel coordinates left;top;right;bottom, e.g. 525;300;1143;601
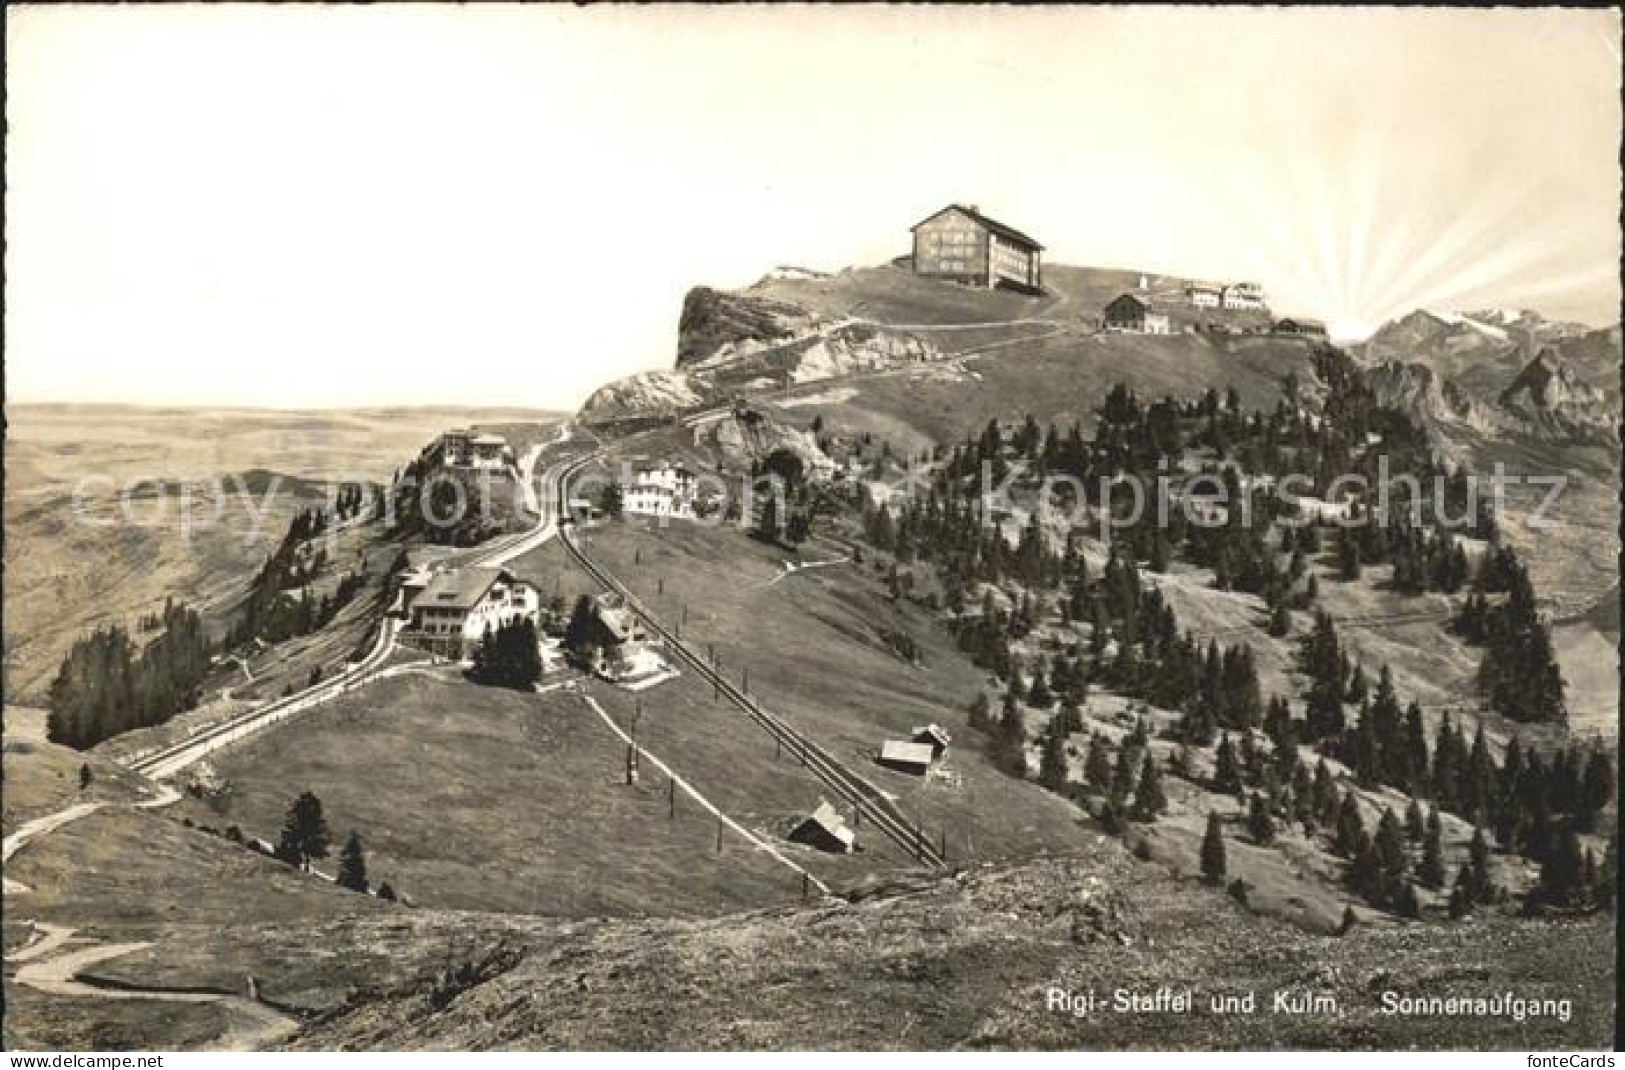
910;204;1043;294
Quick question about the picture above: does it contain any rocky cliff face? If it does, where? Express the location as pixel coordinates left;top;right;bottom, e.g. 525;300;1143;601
578;369;707;424
1497;348;1618;445
1363;359;1489;435
675;287;823;369
579;282;941;426
692;404;834;478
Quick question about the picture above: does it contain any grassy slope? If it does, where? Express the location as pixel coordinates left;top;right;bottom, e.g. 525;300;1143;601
186;671;834;918
285;850;1614;1051
745;262;1220;327
513;522;1095;869
757;331;1320;450
1;706;160;836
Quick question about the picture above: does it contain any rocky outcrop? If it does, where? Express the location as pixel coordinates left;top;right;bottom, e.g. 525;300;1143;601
693;404;834;478
578;369;706;424
1364;360;1488;433
785;324;936;382
676;287;821;368
1497;348;1618;445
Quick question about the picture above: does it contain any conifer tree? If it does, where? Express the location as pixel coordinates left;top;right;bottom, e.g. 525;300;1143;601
1084;733;1114;791
1200;812;1227;884
275;791;332;871
1468;826;1494;904
1110;743;1139;806
1132;755;1167;820
1420;807;1447;889
1405;797;1426;843
1534;828;1586;908
1213;731;1242;796
1376;808;1410;896
1039;731;1069;791
337;831;369;893
1247;792;1276;845
1333;793;1364;859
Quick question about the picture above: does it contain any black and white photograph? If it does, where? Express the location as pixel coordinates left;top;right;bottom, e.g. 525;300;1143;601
2;3;1620;1054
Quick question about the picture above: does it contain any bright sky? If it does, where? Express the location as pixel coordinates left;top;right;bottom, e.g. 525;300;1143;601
6;5;1620;409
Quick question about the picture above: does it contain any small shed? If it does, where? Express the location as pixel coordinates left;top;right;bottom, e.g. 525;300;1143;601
788;801;856;854
876;740;936;776
911;724;952;759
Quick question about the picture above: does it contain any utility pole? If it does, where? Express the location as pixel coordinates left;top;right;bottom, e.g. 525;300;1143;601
669;776;676;819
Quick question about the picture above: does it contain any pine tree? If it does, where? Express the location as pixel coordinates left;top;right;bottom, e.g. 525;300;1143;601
78;763;92;791
995;685;1028;776
1405;797;1426;843
1110;743;1139;806
1333;793;1364;859
1468;826;1494;904
1578;745;1616;831
1039;731;1069;791
275;791;332;871
1084;733;1114;791
1131;756;1167;820
1376;808;1410;898
1213;731;1242;795
1349;833;1383;903
1200;812;1227;884
337;831;369;893
1420;807;1446;889
1533;827;1586;908
1395;881;1422;919
1247;792;1276;845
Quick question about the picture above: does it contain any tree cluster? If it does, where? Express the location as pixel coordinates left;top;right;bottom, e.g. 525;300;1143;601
48;599;212;749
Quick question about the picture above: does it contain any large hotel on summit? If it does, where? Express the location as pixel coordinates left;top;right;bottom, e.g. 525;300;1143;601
910;203;1044;294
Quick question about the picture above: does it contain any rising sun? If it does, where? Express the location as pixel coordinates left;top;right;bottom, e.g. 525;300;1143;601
1327;318;1375;344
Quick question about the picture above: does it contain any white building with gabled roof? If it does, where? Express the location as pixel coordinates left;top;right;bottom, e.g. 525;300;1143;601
407;566;539;655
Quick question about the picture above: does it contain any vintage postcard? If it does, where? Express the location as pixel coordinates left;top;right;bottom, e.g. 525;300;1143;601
3;4;1619;1054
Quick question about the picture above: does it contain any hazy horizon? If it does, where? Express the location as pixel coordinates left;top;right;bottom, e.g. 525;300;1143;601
7;5;1620;410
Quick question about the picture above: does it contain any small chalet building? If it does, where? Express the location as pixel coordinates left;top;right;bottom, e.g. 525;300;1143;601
406;566;540;657
567;593;676;687
1186;283;1223;309
876;739;937;776
911;724;952;759
426;429;512;471
622;461;698;519
1222;282;1268;311
910;204;1043;293
1102;294;1171;335
788;800;856;854
1274;316;1328;339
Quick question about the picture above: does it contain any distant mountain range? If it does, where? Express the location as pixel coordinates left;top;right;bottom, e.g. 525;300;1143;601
1361;308;1619;448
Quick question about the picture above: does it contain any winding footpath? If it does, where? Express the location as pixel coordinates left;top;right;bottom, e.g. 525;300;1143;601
4;784;300;1049
11;924;298;1050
